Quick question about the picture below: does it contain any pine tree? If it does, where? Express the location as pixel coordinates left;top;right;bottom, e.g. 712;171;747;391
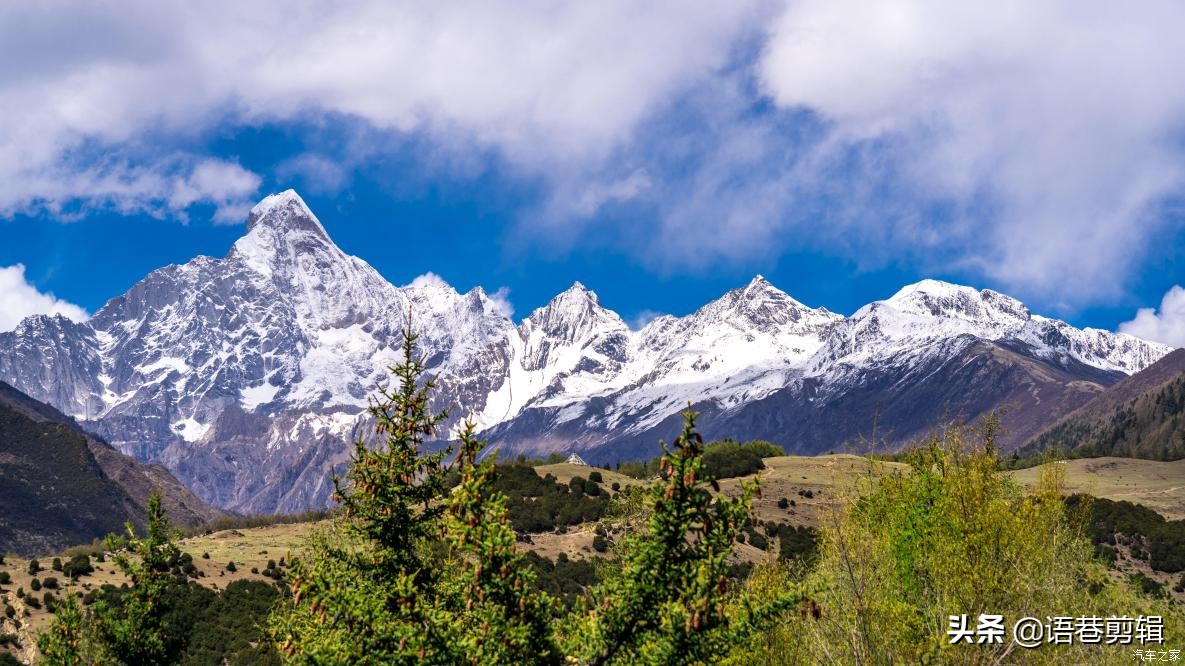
39;490;180;665
37;592;87;665
565;409;798;665
439;421;560;664
91;491;182;664
272;323;557;664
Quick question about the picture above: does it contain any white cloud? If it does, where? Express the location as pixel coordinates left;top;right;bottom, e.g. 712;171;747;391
406;272;450;290
488;287;515;319
5;1;1185;312
1120;285;1185;348
0;264;88;332
0;154;261;224
629;309;664;331
0;1;757;218
756;0;1185;303
276;154;349;197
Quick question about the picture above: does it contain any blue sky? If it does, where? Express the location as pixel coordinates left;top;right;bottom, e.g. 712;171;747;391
2;2;1184;344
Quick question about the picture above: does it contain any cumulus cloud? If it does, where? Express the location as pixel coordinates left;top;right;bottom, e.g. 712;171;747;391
0;1;757;218
1120;285;1185;348
5;1;1185;311
755;0;1185;303
0;264;89;332
0;154;261;224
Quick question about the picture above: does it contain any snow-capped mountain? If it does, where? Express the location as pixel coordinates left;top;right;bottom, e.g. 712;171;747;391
0;191;1172;513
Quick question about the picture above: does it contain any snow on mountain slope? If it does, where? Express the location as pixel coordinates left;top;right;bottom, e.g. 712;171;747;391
806;279;1169;387
0;191;1173;512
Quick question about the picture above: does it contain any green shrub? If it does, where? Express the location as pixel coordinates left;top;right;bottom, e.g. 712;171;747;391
27;559;40;575
0;571;10;585
702;440;764;479
30;578;41;592
743;440;785;458
51;557;62;572
496;464;610;532
3;604;13;619
62;553;93;579
610;482;620;492
42;576;58;590
588;470;603;484
1068;494;1185;573
1130;572;1167;598
592;535;609;553
226;561;236;573
777;497;789;509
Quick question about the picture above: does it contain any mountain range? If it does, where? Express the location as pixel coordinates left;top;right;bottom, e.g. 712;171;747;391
0;190;1173;513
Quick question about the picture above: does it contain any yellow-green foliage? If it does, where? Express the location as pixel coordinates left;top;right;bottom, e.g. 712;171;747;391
734;417;1184;665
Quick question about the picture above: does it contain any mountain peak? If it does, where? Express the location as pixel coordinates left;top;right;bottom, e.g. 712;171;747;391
553;281;600;306
245;190;329;240
884;278;1030;326
525;281;623;338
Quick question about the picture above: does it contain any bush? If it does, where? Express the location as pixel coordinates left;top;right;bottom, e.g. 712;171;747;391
588;470;603;484
777;497;789;509
497;464;611;532
592;535;609;553
27;559;40;575
226;561;236;573
1130;572;1167;598
23;595;40;610
3;604;13;619
702;440;765;479
42;576;59;590
30;578;41;592
51;557;62;572
743;440;785;458
610;482;620;492
0;571;10;585
1068;494;1185;573
62;553;93;579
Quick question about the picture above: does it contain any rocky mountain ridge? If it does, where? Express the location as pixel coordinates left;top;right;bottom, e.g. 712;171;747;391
0;191;1172;512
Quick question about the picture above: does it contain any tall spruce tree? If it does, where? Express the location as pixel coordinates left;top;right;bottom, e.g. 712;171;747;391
563;409;799;665
39;490;181;665
271;323;557;664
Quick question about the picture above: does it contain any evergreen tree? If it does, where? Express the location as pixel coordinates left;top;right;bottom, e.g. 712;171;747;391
39;490;180;665
91;491;182;664
439;421;560;664
272;323;556;664
37;593;87;665
565;409;798;665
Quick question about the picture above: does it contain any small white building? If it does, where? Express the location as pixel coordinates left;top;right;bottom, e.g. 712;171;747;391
565;452;588;466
